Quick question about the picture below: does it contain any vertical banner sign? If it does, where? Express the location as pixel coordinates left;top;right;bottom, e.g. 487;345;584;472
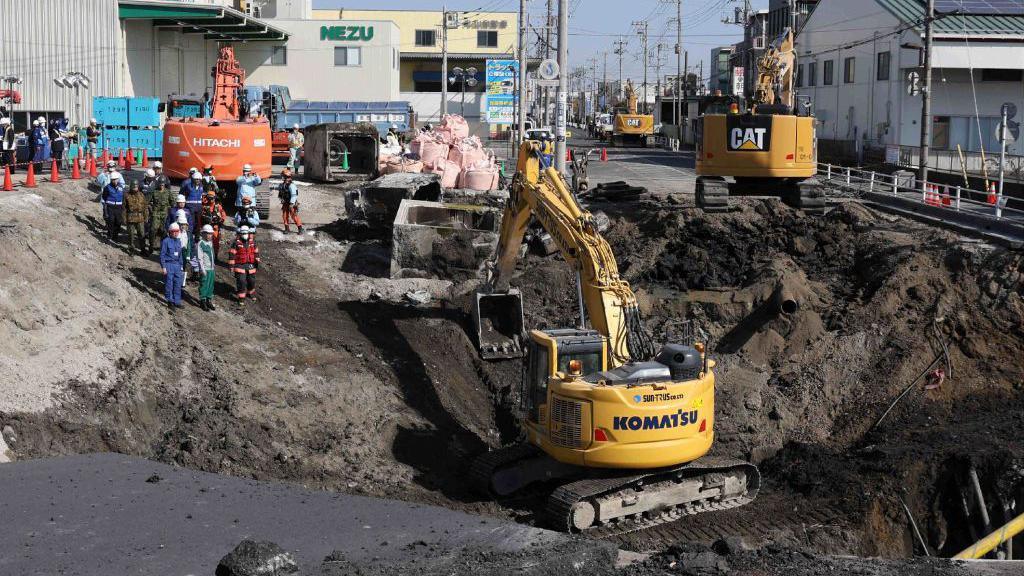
732;66;745;97
485;59;519;125
556;92;567;138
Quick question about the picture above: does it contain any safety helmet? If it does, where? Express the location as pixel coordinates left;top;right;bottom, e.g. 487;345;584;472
37;116;45;123
0;117;9;125
390;123;398;130
168;223;180;232
176;194;186;203
106;160;117;169
177;212;189;224
206;189;217;197
145;169;155;178
242;196;252;205
242;164;252;172
110;171;122;181
90;118;97;124
153;161;163;169
293;124;300;130
238;225;251;234
201;224;214;234
191;172;202;180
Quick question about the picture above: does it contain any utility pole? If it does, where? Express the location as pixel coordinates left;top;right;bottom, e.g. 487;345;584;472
919;0;934;188
613;37;627;104
517;0;528;147
676;0;682;133
555;0;568;173
602;51;608;112
543;0;553;127
632;20;649;114
655;44;664;120
790;0;798;33
441;5;449;116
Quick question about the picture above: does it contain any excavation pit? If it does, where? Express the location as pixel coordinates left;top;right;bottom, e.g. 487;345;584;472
346;173;443;228
390;199;501;279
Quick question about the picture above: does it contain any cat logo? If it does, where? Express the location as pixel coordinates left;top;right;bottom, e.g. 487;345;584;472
626;118;641;127
726;115;773;152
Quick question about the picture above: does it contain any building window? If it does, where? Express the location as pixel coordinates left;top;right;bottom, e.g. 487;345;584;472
415;29;436;47
843;57;855;83
796;64;803;88
823;60;834;85
877;51;890;81
982;69;1023;82
932;116;951;149
477;30;498;48
808;62;817;87
334;46;361;67
267;46;286;66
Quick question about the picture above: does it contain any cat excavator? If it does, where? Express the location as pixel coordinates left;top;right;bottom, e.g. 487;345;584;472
471;141;759;532
695;29;824;213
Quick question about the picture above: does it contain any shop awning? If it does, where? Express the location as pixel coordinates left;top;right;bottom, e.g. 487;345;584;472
118;0;289;42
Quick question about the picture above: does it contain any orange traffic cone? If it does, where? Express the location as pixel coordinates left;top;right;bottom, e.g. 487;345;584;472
140;149;149;168
118;149;127;170
24;163;37;188
50;159;61;183
101;148;110;164
71;155;82;180
566;148;573;162
600;148;608;162
941;185;951;206
88;155;98;178
2;166;12;191
987;182;997;205
127;148;136;167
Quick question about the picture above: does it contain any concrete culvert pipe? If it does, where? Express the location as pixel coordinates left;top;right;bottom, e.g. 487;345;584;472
773;282;800;315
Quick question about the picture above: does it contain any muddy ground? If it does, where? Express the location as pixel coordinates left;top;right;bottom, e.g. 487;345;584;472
1;170;1022;573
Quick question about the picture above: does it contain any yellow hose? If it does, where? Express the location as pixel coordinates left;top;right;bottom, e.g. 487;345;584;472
954;510;1024;559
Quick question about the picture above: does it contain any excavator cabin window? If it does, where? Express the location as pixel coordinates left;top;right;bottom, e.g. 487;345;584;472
523;329;606;423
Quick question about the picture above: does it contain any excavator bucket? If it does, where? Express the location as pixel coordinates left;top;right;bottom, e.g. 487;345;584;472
474;289;526;360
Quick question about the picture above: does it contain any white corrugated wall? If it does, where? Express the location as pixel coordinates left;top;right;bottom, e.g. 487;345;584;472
0;0;122;122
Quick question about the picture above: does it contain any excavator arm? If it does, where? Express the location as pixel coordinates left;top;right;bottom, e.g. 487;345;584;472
754;29;795;109
210;46;246;121
475;142;654;365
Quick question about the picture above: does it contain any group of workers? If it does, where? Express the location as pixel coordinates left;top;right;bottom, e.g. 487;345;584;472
0;115;95;172
97;160;303;312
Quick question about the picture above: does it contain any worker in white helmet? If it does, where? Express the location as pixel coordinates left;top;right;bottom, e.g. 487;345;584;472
86;118;101;158
0;116;15;172
235;162;262;208
287;123;304;175
227;224;260;305
160;223;185;309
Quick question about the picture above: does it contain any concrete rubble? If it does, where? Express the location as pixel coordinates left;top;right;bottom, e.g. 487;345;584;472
390;199;501;279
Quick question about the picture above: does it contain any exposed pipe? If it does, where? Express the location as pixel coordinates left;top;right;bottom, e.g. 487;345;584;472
968;466;994;537
954;509;1024;560
898;494;931;557
772;281;800;315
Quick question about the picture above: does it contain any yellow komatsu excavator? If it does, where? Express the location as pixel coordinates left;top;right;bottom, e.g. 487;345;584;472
471;141;759;532
695;29;824;213
610;80;655;148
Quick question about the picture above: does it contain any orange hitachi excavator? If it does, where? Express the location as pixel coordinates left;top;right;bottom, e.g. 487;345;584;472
162;45;271;183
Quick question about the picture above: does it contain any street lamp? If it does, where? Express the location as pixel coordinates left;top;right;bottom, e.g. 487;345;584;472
448;66;478;117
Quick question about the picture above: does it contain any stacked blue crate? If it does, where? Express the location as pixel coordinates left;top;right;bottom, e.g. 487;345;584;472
92;97;164;159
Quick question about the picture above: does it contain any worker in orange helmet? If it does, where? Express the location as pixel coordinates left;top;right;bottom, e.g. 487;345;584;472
199;189;229;258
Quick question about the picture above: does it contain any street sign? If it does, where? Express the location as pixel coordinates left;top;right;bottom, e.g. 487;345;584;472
538;59;560;81
996;123;1018;144
485;59;518;125
1001;102;1017;120
732;66;744;97
536;79;559;87
906;71;920;96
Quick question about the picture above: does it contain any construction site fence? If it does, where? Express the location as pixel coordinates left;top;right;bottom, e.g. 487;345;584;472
817;162;1024;226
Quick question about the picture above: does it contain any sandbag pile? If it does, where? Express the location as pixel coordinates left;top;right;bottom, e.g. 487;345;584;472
401;115;499;190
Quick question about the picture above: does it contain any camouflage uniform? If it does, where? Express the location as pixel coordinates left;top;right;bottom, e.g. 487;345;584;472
124;186;150;256
149;184;177;250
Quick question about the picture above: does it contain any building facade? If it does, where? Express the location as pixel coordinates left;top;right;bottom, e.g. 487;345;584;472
766;0;820;39
731;10;770;100
709;46;735;95
797;0;1024;158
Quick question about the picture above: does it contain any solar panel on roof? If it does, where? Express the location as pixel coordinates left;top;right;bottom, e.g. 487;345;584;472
935;0;1024;15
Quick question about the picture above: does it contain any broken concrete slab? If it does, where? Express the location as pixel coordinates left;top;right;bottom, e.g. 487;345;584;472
0;453;615;575
440;188;509;209
345;173;442;227
391;199;501;280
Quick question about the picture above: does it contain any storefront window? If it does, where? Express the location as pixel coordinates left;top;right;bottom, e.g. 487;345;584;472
334;47;361;67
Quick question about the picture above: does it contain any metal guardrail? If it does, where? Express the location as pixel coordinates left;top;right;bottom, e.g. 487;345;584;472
817;163;1024;226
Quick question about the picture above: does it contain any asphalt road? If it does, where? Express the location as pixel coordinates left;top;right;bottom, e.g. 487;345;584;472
0;453;604;575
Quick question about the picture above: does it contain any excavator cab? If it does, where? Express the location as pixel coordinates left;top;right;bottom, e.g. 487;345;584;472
522;329;606;423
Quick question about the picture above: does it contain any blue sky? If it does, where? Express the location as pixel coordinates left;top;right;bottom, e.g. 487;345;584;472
312;0;767;85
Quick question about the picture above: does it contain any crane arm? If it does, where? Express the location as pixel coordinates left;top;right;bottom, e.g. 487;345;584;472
487;142;654;366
